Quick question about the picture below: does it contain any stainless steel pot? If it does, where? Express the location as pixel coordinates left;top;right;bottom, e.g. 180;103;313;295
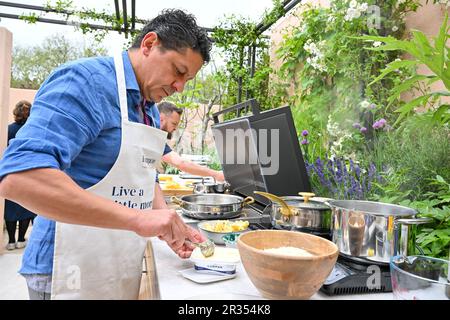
327;200;432;264
171;194;255;220
270;196;332;238
192;178;230;194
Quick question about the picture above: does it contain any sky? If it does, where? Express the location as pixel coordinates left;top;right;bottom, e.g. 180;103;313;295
0;0;276;56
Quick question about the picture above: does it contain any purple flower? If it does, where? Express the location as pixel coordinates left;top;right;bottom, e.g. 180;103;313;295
368;103;377;110
354;163;361;179
301;139;309;145
306;156;383;200
302;130;309;137
360;127;367;134
373;118;387;129
352;122;361;129
369;163;376;179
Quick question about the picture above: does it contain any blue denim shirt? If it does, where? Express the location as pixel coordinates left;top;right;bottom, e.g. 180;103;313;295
0;51;167;277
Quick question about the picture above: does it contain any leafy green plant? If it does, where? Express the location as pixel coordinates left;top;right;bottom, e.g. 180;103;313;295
411;176;450;259
375;175;450;259
19;13;39;24
162;164;180;175
203;147;223;172
357;12;450;124
274;0;419;164
367;114;450;200
18;0;135;44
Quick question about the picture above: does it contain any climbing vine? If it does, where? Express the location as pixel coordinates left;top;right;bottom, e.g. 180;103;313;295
19;0;135;43
211;0;285;110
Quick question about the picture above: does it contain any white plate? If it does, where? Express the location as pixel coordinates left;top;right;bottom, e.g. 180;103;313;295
179;268;236;284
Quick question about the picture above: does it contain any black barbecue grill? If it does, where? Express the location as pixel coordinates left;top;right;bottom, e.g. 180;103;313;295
211;98;311;205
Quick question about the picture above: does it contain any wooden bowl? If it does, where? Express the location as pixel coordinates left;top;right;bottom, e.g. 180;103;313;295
237;230;339;299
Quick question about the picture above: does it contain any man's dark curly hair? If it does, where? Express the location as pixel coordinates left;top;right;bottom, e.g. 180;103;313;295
131;9;211;64
13;100;32;124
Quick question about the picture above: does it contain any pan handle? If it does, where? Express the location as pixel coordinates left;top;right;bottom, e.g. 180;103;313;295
242;196;255;206
170;196;183;206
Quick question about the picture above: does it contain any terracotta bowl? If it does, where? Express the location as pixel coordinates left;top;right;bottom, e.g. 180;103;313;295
237;230;339;299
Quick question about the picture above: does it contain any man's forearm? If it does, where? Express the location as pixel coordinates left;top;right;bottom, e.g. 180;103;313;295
177;160;217;177
0;168;207;257
162;151;224;181
0;168;139;231
152;183;168;209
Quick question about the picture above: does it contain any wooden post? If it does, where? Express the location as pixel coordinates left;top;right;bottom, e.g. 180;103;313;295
0;27;12;255
138;241;160;300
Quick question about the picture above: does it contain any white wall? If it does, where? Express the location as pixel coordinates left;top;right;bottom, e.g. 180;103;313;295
0;27;13;255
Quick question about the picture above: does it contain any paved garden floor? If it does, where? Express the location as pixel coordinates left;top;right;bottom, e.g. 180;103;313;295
0;226;31;300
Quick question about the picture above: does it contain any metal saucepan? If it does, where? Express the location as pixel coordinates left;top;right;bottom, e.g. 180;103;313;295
171;194;255;220
192;178;230;194
326;200;432;264
268;192;332;239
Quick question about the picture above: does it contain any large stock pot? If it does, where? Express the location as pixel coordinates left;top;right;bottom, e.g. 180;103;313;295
327;200;432;264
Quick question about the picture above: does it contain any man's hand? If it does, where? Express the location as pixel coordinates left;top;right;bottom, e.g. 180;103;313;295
175;226;207;258
213;170;225;182
132;209;205;258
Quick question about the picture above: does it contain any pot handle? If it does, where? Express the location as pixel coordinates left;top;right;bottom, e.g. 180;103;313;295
394;217;433;257
242;196;255;206
395;217;433;226
170;196;183;206
298;192;315;203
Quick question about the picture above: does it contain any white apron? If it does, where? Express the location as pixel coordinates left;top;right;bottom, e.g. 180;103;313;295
51;53;167;300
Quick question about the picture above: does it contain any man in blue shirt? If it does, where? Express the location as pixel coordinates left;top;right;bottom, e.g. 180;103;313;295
0;9;211;299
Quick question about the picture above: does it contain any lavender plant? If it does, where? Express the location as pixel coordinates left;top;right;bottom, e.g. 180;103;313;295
305;156;382;200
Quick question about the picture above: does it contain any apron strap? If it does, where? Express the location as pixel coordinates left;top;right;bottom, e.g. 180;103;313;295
114;52;129;122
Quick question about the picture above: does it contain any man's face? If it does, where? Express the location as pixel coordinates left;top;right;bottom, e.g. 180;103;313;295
137;32;204;103
160;111;181;139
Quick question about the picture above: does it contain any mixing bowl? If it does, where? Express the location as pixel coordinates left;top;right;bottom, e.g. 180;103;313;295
237;230;339;299
390;255;450;300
